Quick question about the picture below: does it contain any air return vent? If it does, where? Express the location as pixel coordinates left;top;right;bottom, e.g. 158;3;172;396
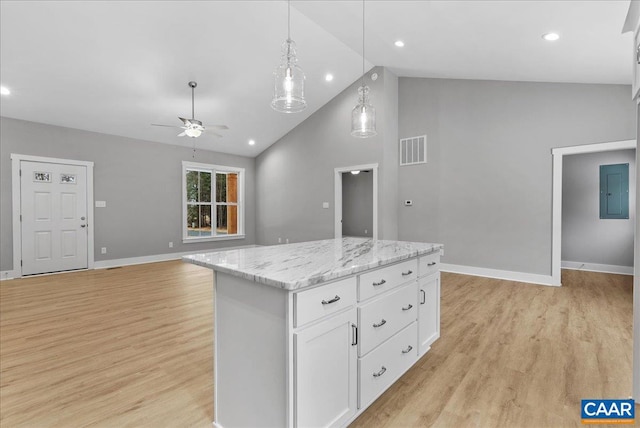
399;135;427;166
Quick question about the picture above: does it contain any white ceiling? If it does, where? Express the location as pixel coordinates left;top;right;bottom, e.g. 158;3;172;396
0;1;632;158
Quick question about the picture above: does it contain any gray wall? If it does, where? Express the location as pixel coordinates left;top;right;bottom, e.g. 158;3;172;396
398;78;635;275
255;67;399;245
0;117;256;271
342;171;373;237
562;149;635;267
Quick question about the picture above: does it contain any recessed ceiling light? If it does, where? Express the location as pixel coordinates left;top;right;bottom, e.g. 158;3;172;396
325;74;334;82
394;40;405;47
0;86;10;95
542;32;560;42
248;139;256;146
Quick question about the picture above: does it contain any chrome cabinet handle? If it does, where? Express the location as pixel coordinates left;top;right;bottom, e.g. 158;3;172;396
637;45;640;64
373;319;387;328
402;304;413;311
373;366;387;378
372;279;386;286
402;270;413;276
80;224;86;228
321;295;341;305
427;262;437;266
420;289;426;305
351;323;358;346
402;345;413;354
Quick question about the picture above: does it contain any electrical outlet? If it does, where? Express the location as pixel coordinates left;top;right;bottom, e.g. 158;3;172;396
95;201;106;208
322;202;329;209
101;247;107;254
169;242;173;248
286;238;289;244
365;229;368;234
278;237;282;244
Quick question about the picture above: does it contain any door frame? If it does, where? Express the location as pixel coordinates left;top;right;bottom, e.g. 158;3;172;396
334;163;378;240
551;139;636;286
11;154;95;277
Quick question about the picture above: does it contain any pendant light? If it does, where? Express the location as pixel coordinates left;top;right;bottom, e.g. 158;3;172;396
271;0;306;113
351;0;376;138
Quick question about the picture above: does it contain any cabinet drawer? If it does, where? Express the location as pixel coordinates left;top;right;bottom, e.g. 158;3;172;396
358;282;418;356
359;322;418;409
294;277;357;327
418;252;440;278
359;259;417;302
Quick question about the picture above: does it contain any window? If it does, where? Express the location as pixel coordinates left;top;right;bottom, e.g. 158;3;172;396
183;161;244;242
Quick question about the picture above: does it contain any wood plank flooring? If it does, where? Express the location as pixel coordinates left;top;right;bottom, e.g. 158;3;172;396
0;263;633;427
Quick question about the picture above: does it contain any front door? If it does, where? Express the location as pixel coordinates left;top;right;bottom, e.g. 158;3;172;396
20;161;88;275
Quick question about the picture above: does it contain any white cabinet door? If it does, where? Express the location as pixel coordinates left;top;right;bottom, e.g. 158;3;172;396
294;308;357;428
418;273;440;356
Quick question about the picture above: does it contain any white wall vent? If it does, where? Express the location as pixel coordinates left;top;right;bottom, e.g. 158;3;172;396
399;135;427;166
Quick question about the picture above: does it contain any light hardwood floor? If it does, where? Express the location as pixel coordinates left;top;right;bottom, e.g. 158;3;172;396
0;263;633;427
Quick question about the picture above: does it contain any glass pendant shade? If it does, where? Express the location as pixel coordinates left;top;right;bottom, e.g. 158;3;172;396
351;85;377;138
272;39;306;113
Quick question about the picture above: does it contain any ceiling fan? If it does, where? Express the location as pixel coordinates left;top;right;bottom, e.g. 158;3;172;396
152;81;228;138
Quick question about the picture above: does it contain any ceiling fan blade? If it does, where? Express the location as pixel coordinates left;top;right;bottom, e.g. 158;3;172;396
203;129;223;137
152;123;182;128
177;131;187;137
179;117;192;126
204;124;229;130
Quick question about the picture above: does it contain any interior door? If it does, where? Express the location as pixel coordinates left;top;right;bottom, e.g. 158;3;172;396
20;161;88;275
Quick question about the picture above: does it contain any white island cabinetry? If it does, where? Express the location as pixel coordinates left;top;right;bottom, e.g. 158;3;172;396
184;238;442;428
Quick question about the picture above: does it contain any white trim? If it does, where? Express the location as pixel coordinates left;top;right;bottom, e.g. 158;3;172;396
440;263;557;287
10;153;95;278
94;245;257;270
334;163;379;240
561;261;633;276
1;270;20;281
551;139;636;286
182;234;246;244
182;161;245;243
551;139;636;156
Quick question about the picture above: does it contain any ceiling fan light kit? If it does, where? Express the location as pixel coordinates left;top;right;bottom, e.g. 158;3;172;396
271;0;306;113
151;81;228;140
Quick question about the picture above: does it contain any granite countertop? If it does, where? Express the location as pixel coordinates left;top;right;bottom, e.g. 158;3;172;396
183;238;443;290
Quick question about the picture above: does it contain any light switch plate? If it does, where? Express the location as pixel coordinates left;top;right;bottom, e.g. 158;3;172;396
95;201;106;208
322;202;329;209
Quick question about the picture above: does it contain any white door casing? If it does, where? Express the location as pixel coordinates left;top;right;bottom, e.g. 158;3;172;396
11;154;95;277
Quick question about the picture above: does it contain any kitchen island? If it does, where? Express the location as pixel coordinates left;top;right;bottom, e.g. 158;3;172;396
184;238;443;428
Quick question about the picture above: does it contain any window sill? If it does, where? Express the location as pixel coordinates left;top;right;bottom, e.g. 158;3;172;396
183;234;246;244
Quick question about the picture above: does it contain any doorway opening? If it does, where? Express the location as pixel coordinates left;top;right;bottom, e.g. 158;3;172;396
551;140;636;285
334;163;378;240
11;154;95;277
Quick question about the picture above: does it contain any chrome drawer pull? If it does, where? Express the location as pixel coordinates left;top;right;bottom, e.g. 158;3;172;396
372;279;386;286
373;319;387;328
402;304;413;311
321;295;341;305
402;345;413;354
373;366;387;377
402;270;413;276
427;262;437;266
351;324;358;346
420;289;426;305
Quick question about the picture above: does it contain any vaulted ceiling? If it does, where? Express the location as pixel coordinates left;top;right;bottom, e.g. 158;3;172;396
0;1;632;157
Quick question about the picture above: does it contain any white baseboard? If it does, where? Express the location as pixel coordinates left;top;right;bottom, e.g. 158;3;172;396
561;261;633;276
0;269;20;281
94;245;258;270
440;263;558;287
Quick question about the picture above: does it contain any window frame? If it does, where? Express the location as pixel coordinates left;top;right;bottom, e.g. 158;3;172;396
182;161;245;243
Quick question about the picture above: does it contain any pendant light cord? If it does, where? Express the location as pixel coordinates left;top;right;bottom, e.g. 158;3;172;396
362;0;365;88
191;85;195;120
288;0;291;40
